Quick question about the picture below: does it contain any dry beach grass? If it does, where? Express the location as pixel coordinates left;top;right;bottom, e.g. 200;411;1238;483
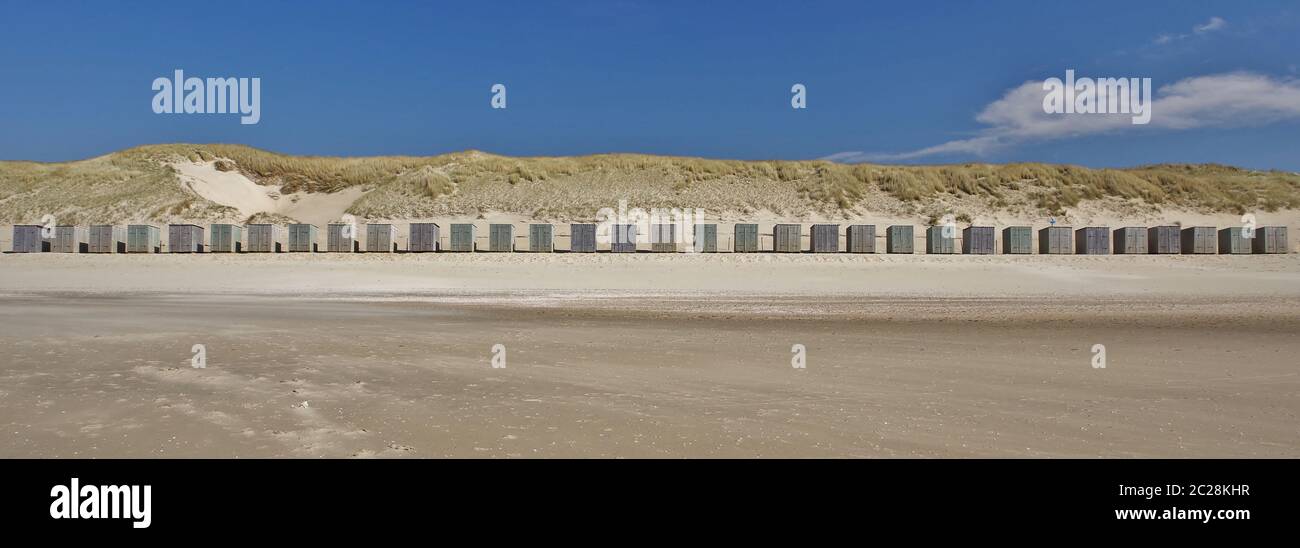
2;146;1298;458
4;144;1299;226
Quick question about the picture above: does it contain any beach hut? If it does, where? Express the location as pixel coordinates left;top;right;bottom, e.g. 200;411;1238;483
1217;227;1251;255
126;225;161;253
287;224;318;252
168;224;204;253
569;223;596;253
449;223;475;252
1112;227;1147;254
529;224;553;253
1074;227;1110;255
488;224;514;252
1180;227;1216;254
773;224;801;253
1147;226;1180;254
611;224;637;253
1001;226;1032;254
409;223;440;252
246;224;282;253
886;225;913;254
367;224;398;253
925;226;955;254
209;224;243;253
50;226;87;253
733;223;759;253
88;225;126;253
327;224;359;252
846;225;876;254
12;225;45;253
962;226;995;255
692;224;717;253
1038;227;1072;254
1252;227;1288;254
650;223;677;253
811;224;839;253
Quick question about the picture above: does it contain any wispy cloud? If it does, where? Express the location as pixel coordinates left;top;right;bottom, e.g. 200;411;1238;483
1152;16;1228;45
1194;16;1228;34
827;72;1300;163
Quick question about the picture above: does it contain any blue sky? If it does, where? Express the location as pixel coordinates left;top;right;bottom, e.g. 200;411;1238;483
1;0;1298;169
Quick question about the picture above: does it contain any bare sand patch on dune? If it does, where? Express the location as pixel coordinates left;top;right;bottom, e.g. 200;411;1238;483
172;160;368;226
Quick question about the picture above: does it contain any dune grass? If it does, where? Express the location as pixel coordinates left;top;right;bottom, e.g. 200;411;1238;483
2;143;1298;223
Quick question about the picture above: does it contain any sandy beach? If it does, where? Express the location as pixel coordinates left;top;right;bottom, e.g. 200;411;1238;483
1;253;1296;458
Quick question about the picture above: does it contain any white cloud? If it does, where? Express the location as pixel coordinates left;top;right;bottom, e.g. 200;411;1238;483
827;72;1300;163
1194;16;1227;33
1151;16;1227;45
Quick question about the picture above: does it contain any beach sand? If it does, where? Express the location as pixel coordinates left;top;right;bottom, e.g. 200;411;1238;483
1;253;1297;457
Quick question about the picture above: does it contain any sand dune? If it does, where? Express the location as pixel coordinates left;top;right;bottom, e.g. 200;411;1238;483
172;160;369;226
3;145;1299;458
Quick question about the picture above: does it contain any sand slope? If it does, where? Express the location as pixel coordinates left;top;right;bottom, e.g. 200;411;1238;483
172;160;368;226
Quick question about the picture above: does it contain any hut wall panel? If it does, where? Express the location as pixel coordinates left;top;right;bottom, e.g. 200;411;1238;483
886;225;913;254
287;224;318;252
1147;226;1180;254
811;224;839;253
366;224;398;252
1001;227;1032;254
88;225;126;253
1113;228;1147;254
327;224;359;252
962;226;995;254
649;223;677;253
1180;227;1216;254
126;225;161;253
692;224;717;253
12;225;45;253
51;226;88;253
209;224;243;253
1038;227;1072;254
925;226;955;254
1252;226;1288;254
1074;227;1110;255
489;224;514;252
846;225;876;254
449;224;475;252
733;224;759;253
246;224;282;253
409;223;441;252
1218;227;1251;254
773;224;801;253
569;224;596;253
168;224;204;253
611;224;637;253
528;224;553;253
